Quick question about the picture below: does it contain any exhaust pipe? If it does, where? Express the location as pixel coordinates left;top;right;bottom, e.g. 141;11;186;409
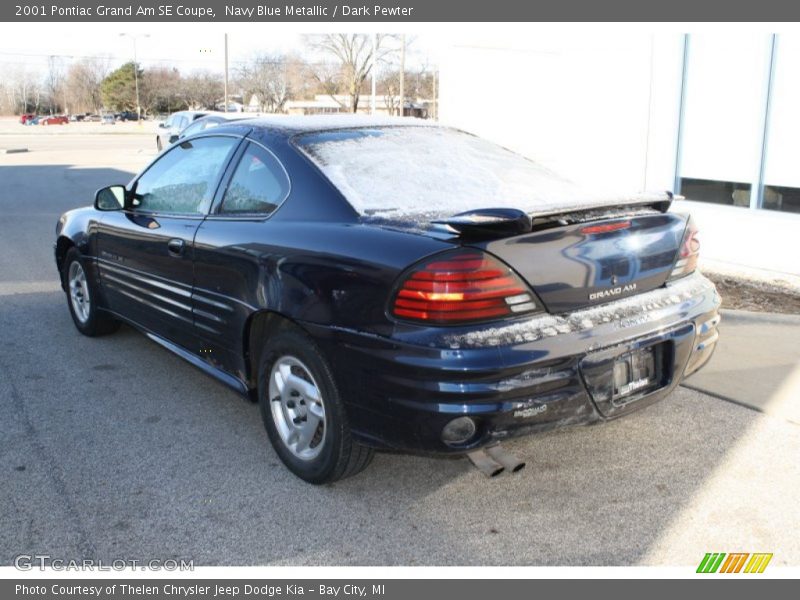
485;445;526;473
466;449;504;477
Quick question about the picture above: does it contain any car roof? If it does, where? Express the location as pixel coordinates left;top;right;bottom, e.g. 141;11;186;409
223;114;436;135
172;110;207;117
196;113;244;122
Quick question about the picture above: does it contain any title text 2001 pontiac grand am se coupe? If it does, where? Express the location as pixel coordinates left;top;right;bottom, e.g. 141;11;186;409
55;117;720;483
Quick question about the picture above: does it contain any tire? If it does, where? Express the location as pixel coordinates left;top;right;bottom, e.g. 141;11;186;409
156;136;162;151
61;248;120;337
258;328;373;484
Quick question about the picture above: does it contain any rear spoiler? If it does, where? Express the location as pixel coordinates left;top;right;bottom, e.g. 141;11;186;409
431;192;678;237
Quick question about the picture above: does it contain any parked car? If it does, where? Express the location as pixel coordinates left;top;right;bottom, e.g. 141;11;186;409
54;117;720;484
155;110;207;151
39;115;69;126
116;110;142;122
84;114;102;122
70;114;85;122
19;113;36;125
177;113;246;140
101;114;116;125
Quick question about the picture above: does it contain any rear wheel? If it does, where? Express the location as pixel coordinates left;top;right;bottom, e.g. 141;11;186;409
258;328;373;484
62;248;120;336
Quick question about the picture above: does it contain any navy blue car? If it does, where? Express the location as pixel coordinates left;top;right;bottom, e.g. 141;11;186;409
55;116;720;483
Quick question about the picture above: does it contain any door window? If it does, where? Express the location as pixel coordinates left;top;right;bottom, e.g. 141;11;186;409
219;143;290;215
132;136;238;214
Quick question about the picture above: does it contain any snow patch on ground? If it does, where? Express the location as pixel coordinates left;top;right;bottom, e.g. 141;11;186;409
699;259;800;293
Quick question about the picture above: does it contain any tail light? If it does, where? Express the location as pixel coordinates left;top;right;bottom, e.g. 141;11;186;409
669;216;700;280
390;249;539;325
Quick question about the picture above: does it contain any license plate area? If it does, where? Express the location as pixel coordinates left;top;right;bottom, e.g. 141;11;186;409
611;346;659;404
580;328;688;418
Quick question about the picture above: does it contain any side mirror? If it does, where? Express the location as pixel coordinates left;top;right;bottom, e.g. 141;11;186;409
95;185;126;211
169;134;179;144
158;122;167;129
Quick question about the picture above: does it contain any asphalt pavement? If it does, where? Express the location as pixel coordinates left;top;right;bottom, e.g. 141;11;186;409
684;310;800;424
1;125;798;566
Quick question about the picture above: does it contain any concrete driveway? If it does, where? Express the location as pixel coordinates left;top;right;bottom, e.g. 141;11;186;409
1;127;798;566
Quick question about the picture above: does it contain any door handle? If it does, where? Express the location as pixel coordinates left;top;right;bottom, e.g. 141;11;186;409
167;238;185;256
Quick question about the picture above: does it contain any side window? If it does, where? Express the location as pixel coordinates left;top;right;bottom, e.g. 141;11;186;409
176;116;188;130
132;136;238;214
219;143;290;215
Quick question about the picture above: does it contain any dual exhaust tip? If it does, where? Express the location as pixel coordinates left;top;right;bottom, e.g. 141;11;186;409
467;445;526;477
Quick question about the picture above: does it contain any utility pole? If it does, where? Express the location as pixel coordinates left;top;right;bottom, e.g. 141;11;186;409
370;33;377;115
224;33;229;112
432;68;437;120
398;34;405;117
121;33;149;121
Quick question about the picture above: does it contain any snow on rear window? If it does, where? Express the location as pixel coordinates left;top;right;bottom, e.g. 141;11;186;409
297;127;663;217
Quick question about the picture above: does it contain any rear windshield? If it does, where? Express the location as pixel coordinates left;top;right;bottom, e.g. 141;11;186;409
296;126;600;217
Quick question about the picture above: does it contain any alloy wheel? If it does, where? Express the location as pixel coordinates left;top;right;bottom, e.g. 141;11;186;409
268;356;327;460
68;261;90;324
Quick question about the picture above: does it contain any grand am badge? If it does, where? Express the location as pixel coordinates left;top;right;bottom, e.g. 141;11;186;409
589;283;637;301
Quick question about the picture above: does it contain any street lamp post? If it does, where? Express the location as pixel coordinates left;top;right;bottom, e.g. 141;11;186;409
120;33;149;120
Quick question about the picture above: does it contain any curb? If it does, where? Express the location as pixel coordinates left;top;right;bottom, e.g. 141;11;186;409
0;148;29;154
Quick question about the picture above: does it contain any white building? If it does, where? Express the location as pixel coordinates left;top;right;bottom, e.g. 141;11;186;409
438;32;800;275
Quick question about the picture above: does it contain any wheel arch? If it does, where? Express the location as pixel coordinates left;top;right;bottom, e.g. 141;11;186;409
55;236;76;290
243;310;305;399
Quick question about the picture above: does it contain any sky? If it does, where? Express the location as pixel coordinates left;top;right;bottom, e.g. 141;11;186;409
0;23;442;76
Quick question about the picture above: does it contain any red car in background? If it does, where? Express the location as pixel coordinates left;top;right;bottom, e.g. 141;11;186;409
19;114;36;124
39;115;69;126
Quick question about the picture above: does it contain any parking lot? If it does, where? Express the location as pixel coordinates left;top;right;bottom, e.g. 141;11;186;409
1;120;799;566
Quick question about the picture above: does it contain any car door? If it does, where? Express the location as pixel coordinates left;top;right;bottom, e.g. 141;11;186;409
96;135;242;350
192;140;292;377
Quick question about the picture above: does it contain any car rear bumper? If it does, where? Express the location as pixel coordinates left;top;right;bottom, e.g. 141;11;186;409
304;272;721;454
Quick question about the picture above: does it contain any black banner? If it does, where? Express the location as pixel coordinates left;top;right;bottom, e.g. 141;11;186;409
3;0;800;22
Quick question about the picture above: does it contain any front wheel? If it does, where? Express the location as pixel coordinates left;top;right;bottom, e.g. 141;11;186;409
258;328;373;484
62;248;120;336
156;136;162;151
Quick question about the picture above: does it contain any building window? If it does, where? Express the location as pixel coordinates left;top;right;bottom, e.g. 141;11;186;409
680;178;752;207
762;185;800;214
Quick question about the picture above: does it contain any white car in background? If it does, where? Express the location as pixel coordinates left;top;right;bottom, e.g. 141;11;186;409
155;110;208;151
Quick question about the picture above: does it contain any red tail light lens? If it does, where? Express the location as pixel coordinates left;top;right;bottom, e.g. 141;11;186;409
669;217;700;280
391;250;539;325
580;220;631;235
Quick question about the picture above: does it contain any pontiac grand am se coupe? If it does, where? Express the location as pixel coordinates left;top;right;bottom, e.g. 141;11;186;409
55;117;720;483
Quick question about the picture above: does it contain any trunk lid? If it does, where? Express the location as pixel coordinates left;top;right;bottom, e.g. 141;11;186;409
470;211;687;314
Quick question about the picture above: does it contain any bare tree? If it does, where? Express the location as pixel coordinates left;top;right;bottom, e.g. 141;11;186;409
304;61;345;108
65;58;110;113
6;67;42;114
378;69;401;116
305;34;396;112
44;56;64;114
183;71;224;110
140;67;184;115
237;54;292;113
